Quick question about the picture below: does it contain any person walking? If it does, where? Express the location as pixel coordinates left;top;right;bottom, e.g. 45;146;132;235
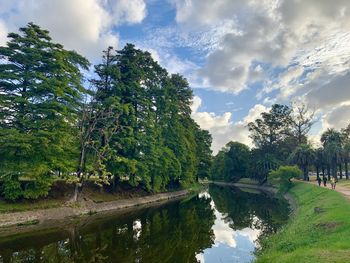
330;177;336;190
323;176;327;187
317;177;322;187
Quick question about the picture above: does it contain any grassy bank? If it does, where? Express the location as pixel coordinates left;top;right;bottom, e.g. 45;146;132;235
256;182;350;263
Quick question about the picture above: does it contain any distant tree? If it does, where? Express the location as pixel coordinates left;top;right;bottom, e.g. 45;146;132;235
269;166;303;193
290;102;315;144
289;144;315;181
314;147;325;180
341;124;350;180
321;129;342;180
248;104;292;152
211;142;250;182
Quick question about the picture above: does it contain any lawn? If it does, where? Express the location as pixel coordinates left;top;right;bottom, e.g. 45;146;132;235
256;182;350;263
0;199;64;214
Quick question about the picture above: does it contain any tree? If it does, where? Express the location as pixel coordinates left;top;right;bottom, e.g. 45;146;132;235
341;124;350;180
314;147;325;180
289;144;314;181
269;166;303;193
0;23;89;200
211;142;250;182
290;102;314;144
248;104;292;152
194;128;212;181
321;129;342;180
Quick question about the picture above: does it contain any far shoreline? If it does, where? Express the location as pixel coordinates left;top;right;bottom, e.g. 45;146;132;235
0;189;191;236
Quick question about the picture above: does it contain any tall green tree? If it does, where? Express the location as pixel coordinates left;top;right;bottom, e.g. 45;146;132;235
211;142;250;182
0;23;89;200
321;129;342;180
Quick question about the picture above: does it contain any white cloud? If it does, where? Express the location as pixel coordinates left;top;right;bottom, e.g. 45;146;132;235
322;104;350;131
191;96;267;153
0;0;147;61
0;20;8;46
112;0;147;25
173;0;350;144
172;0;350;99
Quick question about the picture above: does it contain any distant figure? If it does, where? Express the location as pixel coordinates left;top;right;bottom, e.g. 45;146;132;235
330;177;337;190
323;176;327;187
317;177;322;187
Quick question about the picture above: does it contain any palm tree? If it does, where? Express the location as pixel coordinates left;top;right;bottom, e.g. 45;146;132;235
344;142;350;180
314;147;325;180
341;124;350;180
321;129;342;180
290;144;315;181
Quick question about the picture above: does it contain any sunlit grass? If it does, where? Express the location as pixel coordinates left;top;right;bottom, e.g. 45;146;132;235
256;182;350;263
0;199;63;214
237;178;260;185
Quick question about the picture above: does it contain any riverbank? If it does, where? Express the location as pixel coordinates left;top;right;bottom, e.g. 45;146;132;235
212;181;297;214
256;182;350;263
0;189;190;230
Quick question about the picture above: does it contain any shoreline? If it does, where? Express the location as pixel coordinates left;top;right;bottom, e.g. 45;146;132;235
212;181;298;215
0;189;190;232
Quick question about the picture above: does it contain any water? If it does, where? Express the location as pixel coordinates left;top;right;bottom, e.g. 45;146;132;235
0;185;289;263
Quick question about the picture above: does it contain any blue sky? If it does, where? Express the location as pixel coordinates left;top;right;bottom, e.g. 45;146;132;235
1;0;350;153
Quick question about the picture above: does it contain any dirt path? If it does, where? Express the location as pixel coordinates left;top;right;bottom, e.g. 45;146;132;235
305;180;350;201
0;190;189;228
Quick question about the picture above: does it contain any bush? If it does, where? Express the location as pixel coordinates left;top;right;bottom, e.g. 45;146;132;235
269;166;303;193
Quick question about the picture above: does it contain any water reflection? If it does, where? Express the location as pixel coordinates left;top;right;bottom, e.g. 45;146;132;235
0;185;289;263
195;185;289;263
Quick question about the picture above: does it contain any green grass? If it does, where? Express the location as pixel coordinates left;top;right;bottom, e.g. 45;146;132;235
17;219;40;226
0;199;63;214
256;182;350;263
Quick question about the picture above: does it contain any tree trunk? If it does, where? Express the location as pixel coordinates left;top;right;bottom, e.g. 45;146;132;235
316;166;320;180
72;184;80;202
327;166;331;180
303;166;308;181
332;161;337;180
339;163;343;179
322;167;325;177
345;161;349;180
73;144;86;202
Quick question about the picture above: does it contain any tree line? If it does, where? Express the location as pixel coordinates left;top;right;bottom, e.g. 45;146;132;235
211;103;350;183
0;23;212;201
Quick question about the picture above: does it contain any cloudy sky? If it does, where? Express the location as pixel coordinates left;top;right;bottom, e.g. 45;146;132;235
1;0;350;153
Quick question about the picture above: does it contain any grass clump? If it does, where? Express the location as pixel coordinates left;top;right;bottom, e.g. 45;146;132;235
17;219;40;226
256;182;350;263
237;178;260;185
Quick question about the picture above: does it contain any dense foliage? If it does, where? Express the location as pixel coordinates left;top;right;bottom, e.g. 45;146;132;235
211;102;350;184
269;166;303;193
211;142;250;182
0;24;212;200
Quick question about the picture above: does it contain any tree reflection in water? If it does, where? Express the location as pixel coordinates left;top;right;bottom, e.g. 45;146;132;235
0;185;289;263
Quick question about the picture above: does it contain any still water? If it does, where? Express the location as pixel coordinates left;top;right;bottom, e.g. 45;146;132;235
0;185;289;263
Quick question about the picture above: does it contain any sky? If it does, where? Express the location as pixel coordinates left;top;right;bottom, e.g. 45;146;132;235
1;0;350;153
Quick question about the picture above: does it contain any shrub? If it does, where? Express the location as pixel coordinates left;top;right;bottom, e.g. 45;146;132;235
269;166;303;193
